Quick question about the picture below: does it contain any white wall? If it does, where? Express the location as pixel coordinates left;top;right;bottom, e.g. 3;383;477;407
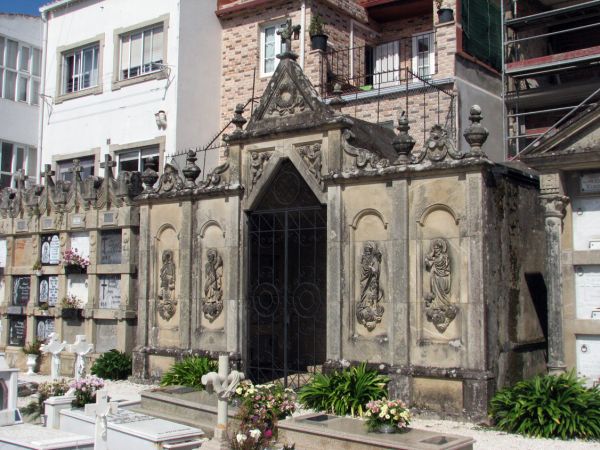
0;14;42;147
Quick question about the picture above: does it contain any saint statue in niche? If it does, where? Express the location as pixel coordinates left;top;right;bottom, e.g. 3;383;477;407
202;248;224;322
424;238;457;333
356;241;385;331
157;250;177;321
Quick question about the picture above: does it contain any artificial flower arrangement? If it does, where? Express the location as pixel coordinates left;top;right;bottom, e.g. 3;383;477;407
70;376;105;408
60;294;83;309
364;399;411;433
61;249;90;270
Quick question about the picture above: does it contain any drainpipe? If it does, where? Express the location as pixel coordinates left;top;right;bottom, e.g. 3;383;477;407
36;10;49;183
300;0;306;68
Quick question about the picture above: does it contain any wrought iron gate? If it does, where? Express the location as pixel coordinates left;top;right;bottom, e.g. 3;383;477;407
247;161;327;388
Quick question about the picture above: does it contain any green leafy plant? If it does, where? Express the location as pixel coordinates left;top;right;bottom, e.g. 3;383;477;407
22;340;43;355
32;260;42;271
309;14;325;36
298;363;389;417
21;379;70;419
91;349;132;380
490;371;600;440
160;356;217;390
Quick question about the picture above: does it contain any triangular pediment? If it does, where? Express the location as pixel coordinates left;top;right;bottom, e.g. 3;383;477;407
245;56;336;134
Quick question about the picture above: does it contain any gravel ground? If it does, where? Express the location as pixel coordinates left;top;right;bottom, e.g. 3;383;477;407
15;372;600;449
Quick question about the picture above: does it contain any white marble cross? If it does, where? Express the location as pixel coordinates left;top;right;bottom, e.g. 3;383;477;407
201;354;245;450
94;389;111;450
40;332;67;380
68;335;94;380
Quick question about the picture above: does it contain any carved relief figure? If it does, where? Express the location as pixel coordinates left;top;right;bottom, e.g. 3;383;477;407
356;241;385;331
424;238;457;333
202;249;224;322
250;152;270;191
298;143;322;183
157;250;177;321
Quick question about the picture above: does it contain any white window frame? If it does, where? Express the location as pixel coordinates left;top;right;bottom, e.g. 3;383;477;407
373;41;401;88
119;23;164;81
0;34;41;105
61;43;100;94
0;140;36;189
412;31;435;79
260;21;286;77
116;146;159;174
56;155;95;182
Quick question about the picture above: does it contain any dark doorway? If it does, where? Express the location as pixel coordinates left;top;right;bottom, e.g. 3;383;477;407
247;160;327;388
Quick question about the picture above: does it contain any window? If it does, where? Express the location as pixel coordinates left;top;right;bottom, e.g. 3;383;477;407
412;32;435;79
0;35;40;104
373;41;401;87
116;145;159;173
0;141;36;188
260;21;286;77
57;156;95;182
119;24;164;80
62;43;99;94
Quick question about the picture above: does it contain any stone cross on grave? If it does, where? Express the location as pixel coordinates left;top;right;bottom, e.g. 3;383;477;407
100;154;116;180
92;389;116;450
68;335;94;380
70;159;83;182
201;354;245;450
41;164;55;187
40;332;67;380
14;169;27;190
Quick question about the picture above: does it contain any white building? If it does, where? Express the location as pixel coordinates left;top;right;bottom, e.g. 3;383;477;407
0;14;42;188
39;0;222;181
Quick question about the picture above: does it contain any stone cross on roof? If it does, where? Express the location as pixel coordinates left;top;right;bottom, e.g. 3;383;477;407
14;169;27;190
41;164;55;187
70;159;83;181
100;154;116;180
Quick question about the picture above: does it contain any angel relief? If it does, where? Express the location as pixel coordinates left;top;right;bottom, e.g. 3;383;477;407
202;248;224;322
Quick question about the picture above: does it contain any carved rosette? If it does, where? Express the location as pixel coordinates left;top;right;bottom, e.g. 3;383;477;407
297;143;322;183
356;241;385;331
202;248;224;322
266;80;306;117
157;250;177;321
423;238;457;333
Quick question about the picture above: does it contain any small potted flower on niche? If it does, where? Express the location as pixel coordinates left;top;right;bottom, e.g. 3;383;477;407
32;260;43;277
61;249;89;274
60;294;83;319
309;14;328;51
22;340;43;375
435;0;454;23
365;399;411;434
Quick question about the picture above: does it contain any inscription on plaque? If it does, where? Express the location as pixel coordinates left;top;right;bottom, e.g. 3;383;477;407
99;275;121;309
71;232;90;260
96;319;118;353
39;275;59;306
576;266;600;320
100;230;122;264
16;220;28;232
12;276;30;306
41;234;60;265
103;212;115;225
577;335;600;387
71;215;84;227
581;173;600;193
0;239;6;267
42;217;54;230
36;318;55;341
572;197;600;251
8;316;26;346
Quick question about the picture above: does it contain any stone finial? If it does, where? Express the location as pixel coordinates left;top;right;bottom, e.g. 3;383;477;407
463;105;489;156
231;103;247;135
392;110;415;165
182;149;201;187
329;83;346;110
141;158;159;193
100;154;116;180
277;19;301;60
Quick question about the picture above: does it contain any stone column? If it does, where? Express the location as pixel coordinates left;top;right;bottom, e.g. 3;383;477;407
540;191;569;374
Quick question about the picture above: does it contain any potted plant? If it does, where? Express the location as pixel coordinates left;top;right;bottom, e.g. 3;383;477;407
435;0;454;23
364;399;411;434
22;340;43;375
32;260;43;276
60;294;83;319
61;249;90;274
309;14;328;51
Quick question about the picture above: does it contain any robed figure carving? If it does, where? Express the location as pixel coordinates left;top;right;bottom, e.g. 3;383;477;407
424;238;457;333
157;250;177;321
203;248;224;322
356;241;385;331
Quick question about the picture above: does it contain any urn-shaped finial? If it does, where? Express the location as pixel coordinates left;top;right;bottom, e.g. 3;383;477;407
392;111;415;164
141;158;159;193
182;149;201;187
232;103;247;135
463;105;489;156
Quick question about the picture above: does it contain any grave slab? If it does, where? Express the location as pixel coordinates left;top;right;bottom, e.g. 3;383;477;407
0;423;93;450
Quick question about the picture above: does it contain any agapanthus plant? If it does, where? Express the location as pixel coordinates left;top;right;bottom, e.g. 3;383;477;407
364;399;410;432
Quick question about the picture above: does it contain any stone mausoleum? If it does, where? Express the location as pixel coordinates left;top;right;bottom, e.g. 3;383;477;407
0;54;547;421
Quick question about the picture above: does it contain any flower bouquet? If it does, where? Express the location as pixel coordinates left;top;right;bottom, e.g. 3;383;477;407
364;399;410;433
62;249;90;274
70;376;105;408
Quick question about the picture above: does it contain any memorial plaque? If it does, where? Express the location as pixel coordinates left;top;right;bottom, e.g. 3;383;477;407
572;197;600;251
39;278;49;304
0;239;6;267
581;173;600;193
16;220;28;232
70;232;90;260
71;215;84;228
99;275;121;309
100;230;122;264
42;217;54;230
103;212;115;225
14;237;33;267
575;266;600;320
8;316;26;346
95;319;118;353
67;274;88;304
577;336;600;387
48;276;58;307
36;318;55;341
12;276;30;306
41;234;60;265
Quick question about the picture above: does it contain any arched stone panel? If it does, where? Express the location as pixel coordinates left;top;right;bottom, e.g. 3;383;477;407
155;224;180;348
199;222;226;331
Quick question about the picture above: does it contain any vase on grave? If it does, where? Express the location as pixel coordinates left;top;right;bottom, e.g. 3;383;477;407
25;354;37;375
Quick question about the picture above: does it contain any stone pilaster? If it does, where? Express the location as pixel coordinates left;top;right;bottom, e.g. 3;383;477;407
540;192;569;374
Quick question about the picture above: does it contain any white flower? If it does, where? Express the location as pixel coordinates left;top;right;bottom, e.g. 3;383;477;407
236;434;247;443
249;429;261;440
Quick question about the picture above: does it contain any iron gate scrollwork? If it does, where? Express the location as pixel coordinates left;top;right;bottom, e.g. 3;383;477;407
248;161;327;388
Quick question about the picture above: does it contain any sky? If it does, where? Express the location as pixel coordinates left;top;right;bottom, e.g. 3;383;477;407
0;0;47;16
